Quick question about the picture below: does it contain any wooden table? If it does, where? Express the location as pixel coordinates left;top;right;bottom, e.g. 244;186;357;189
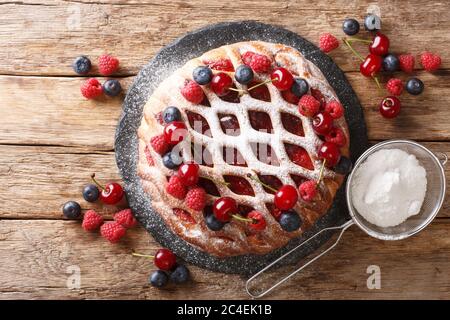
1;0;449;300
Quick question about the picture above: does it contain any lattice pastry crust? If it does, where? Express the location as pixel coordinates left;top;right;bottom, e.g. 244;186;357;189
137;41;350;257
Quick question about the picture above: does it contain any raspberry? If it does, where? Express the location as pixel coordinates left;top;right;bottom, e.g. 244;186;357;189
80;78;103;99
386;78;403;96
98;54;119;76
420;52;441;72
166;175;187;200
325;127;346;147
82;210;104;231
150;134;168;155
247;53;272;73
100;221;126;243
298;180;317;202
248;211;266;231
144;145;155;166
185;187;206;211
319;33;339;53
281;89;300;104
206;59;234;72
298;94;320;117
114;208;137;228
324;100;344;119
181;80;204;104
398;54;415;73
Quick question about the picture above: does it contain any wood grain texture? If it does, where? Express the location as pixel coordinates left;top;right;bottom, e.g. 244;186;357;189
0;219;448;299
0;0;449;76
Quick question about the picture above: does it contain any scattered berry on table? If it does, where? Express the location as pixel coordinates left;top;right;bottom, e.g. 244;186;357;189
192;66;213;85
178;163;200;186
318;142;341;167
211;72;233;96
342;18;360;36
82;184;99;202
247;53;272;73
334;156;353;175
185;187;206;211
114;208;137;228
271;67;294;91
291;77;309;98
170;265;190;284
149;270;169;288
72;56;91;75
100;221;126;243
163;106;182;123
80;78;103;99
154;248;177;271
298;94;320;117
369;32;390;56
166;175;187;200
312;112;333;135
379;96;401;118
162;151;182;169
386;78;404;96
319;33;339;53
364;14;381;31
398;54;415;73
206;59;234;72
325;127;347;147
163;121;188;145
98;54;119;76
213;197;237;222
205;211;225;231
360;53;382;77
279;210;302;232
150;134;169;155
324;100;344;119
82;209;104;231
90;173;124;205
248;211;266;231
420;52;441;72
62;201;82;219
405;77;424;95
102;79;122;97
298;180;317;202
382;54;400;72
234;65;254;84
181;80;204;104
274;184;298;211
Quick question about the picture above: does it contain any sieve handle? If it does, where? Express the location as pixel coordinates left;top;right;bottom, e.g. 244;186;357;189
435;152;448;166
245;219;354;299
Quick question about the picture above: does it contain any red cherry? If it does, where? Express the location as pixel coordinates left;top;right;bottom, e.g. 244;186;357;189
91;173;124;205
318;142;341;167
164;121;188;145
274;184;298;210
271;67;294;91
312;112;333;135
178;163;199;186
154;248;176;271
369;32;390;56
213;197;237;222
379;96;401;119
211;72;233;96
248;211;266;231
360;54;382;77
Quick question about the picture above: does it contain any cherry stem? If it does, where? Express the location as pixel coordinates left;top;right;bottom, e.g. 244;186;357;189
342;38;364;62
202;176;230;187
316;159;327;188
373;76;382;89
247;78;274;92
90;173;105;191
229;87;246;94
232;214;253;223
132;252;155;260
246;173;278;193
346;37;372;44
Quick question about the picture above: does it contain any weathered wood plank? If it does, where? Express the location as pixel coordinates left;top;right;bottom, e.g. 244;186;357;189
0;218;448;299
0;142;448;219
0;0;449;76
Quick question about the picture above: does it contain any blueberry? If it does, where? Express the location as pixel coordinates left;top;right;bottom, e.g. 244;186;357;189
364;14;381;31
334;156;353;175
291;78;309;97
205;213;225;231
62;201;82;219
149;270;168;288
279;210;302;232
163;106;181;123
235;65;254;84
193;66;213;85
102;79;122;97
406;78;424;95
170;265;190;284
342;18;360;36
72;56;91;75
382;54;400;72
162;151;182;169
82;184;99;202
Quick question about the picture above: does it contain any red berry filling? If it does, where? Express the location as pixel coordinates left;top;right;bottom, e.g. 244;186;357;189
144;145;155;166
219;114;240;136
247;81;271;102
285;143;314;170
310;88;326;109
257;174;283;194
186;110;211;137
197;177;220;197
251;143;279;166
173;208;196;224
223;175;255;196
281;113;304;136
222;147;247;167
249;111;273;133
204;59;234;72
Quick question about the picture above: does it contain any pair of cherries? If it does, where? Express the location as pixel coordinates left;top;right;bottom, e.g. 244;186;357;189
359;32;390;77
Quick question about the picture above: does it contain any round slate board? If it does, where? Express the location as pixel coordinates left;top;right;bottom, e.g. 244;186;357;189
115;21;369;275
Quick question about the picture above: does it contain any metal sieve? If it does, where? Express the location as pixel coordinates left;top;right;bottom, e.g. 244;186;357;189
246;140;447;298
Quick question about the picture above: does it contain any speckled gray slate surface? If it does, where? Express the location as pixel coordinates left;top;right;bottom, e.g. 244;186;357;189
115;21;369;275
